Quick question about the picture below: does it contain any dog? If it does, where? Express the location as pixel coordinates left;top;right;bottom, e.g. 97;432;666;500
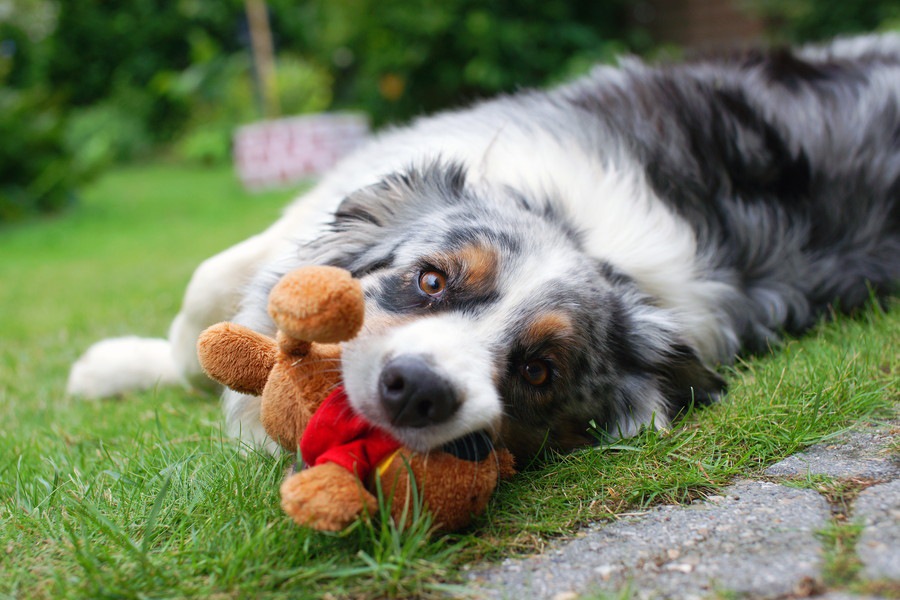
68;34;900;461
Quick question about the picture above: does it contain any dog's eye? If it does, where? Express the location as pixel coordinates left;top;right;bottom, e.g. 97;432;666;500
418;270;447;297
520;359;551;387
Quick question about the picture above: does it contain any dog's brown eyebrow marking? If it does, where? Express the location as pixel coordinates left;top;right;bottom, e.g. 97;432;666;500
457;243;500;292
523;311;575;347
431;243;500;294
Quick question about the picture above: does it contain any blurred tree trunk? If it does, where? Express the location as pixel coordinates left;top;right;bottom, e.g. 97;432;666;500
245;0;280;118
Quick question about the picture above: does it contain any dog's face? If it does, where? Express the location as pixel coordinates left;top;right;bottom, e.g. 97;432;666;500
313;163;724;459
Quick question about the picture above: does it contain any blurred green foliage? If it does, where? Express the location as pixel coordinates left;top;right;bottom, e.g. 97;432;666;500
1;0;899;222
748;0;900;41
163;50;332;164
0;22;36;86
304;0;649;124
0;88;85;221
0;0;652;222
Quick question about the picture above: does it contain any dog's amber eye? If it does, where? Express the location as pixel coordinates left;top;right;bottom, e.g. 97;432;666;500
418;270;446;296
520;359;551;387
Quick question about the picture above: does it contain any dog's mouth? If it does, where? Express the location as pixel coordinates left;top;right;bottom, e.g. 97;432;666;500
440;430;495;462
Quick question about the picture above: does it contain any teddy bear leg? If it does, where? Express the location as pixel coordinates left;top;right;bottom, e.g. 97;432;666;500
280;463;378;531
379;450;501;532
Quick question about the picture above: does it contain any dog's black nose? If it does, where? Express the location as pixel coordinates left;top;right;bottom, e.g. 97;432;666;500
378;355;459;428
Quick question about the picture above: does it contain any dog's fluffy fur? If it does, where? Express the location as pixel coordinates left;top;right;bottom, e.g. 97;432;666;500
69;35;900;461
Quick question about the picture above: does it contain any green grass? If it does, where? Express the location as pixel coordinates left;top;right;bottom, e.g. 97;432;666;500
1;163;898;599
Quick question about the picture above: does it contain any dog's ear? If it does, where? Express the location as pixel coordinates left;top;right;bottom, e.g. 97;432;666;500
307;162;469;276
292;181;401;277
642;339;726;412
333;179;405;231
334;161;468;230
610;296;726;424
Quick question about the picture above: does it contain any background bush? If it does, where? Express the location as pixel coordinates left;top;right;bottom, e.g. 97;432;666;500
0;88;88;221
0;0;648;222
164;50;332;165
2;0;899;222
748;0;900;41
303;0;649;125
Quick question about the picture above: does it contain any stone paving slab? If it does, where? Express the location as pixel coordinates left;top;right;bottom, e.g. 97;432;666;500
764;424;899;480
467;481;829;599
853;478;900;581
466;419;898;599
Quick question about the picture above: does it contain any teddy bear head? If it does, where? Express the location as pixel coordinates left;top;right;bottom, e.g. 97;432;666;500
197;265;365;450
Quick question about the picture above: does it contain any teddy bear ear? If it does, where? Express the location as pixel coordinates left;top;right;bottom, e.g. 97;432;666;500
197;323;277;395
268;266;365;344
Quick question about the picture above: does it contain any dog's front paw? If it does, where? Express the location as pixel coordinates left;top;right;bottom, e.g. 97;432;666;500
280;462;377;531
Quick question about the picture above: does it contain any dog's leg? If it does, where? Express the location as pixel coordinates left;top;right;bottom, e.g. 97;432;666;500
65;230;289;398
65;335;183;399
67;185;339;399
223;388;282;454
169;230;292;391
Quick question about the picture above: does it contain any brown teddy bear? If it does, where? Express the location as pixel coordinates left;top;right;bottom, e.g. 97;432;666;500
197;265;514;532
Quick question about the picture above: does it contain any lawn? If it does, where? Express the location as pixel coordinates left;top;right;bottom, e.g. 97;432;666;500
1;163;897;599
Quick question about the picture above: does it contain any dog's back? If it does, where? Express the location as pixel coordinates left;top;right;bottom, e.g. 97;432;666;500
557;35;900;357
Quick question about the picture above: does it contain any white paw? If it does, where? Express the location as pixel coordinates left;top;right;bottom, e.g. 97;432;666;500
67;336;183;398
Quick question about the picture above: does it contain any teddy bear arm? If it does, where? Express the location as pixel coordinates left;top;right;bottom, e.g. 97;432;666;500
197;323;277;395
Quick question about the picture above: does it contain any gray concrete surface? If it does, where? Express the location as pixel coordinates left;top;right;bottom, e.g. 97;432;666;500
854;478;900;581
466;419;899;599
764;425;899;480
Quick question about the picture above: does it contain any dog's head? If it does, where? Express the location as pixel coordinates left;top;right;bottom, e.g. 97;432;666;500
306;161;724;459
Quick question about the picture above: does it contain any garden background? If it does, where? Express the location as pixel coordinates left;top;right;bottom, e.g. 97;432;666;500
1;1;899;598
3;0;900;222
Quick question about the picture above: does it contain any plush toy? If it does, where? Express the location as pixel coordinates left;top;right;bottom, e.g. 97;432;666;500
197;265;514;532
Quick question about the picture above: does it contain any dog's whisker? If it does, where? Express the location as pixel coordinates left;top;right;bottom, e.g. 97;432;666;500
288;357;344;369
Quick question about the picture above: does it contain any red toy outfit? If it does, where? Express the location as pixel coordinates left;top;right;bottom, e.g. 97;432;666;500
299;387;402;482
